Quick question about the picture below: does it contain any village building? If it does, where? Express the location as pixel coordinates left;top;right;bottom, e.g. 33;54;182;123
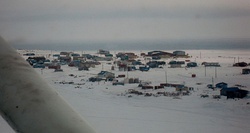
98;49;110;55
105;53;113;58
233;62;248;67
147;51;173;58
48;63;61;69
27;56;46;63
60;51;72;56
139;66;150;71
132;60;143;65
175;86;189;91
160;83;184;88
82;54;93;59
140;53;146;57
173;51;185;56
126;53;134;60
203;62;220;67
216;82;228;88
59;56;71;63
147;61;166;68
53;54;60;58
220;87;248;99
186;62;198;67
168;60;185;68
93;56;112;61
23;53;35;56
116;52;137;60
68;60;81;67
78;61;99;69
118;64;136;71
242;68;250;74
152;56;161;60
97;71;115;79
73;56;85;61
71;53;80;57
176;86;194;92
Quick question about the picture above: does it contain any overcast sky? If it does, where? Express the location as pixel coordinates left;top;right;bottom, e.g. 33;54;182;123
0;0;250;45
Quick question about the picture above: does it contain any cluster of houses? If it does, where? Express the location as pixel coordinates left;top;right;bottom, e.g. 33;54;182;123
24;50;249;75
26;56;49;68
23;49;249;100
115;50;198;70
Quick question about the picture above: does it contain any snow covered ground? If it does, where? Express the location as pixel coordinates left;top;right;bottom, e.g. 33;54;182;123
1;49;250;133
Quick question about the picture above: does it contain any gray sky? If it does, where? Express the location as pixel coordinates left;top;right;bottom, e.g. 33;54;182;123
0;0;250;45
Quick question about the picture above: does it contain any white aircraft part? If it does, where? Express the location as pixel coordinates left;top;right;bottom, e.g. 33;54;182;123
0;37;96;133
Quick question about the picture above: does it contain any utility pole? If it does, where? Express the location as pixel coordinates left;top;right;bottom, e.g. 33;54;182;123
126;68;129;78
212;76;214;90
205;66;206;77
215;67;217;78
165;66;168;83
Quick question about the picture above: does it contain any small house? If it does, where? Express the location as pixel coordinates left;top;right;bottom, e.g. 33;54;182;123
71;53;80;57
93;56;112;61
60;52;72;56
105;54;113;57
173;51;185;56
97;71;115;79
176;86;189;91
152;56;161;60
59;56;71;63
233;62;248;67
79;61;99;68
98;49;110;55
68;60;81;67
82;54;93;59
23;53;35;56
169;61;185;68
147;61;159;68
116;52;137;60
132;61;142;65
139;66;150;71
242;68;250;74
73;56;85;61
203;62;220;67
220;87;248;99
142;86;154;89
48;63;61;69
216;82;228;88
160;83;184;88
78;66;89;71
187;62;198;67
53;54;60;58
146;61;165;68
